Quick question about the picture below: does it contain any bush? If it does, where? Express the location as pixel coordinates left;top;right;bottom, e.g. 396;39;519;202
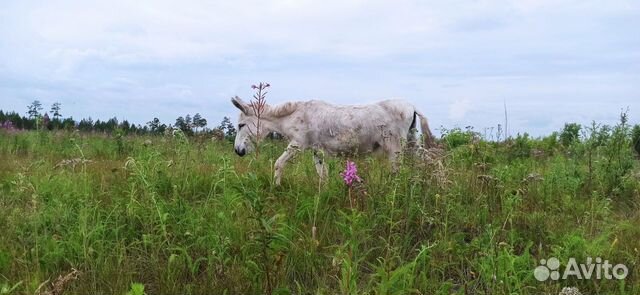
560;123;581;147
632;124;640;156
441;126;478;149
507;133;532;160
538;131;559;154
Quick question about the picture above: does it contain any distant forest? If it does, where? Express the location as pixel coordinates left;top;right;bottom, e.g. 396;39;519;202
0;100;237;139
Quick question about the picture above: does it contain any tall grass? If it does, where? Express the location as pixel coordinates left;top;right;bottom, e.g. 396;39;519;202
0;117;639;294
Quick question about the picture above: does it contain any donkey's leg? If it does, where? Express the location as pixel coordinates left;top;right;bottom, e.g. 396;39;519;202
275;142;300;185
313;150;328;182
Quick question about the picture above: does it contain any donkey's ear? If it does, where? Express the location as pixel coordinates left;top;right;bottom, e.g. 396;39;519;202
231;96;248;114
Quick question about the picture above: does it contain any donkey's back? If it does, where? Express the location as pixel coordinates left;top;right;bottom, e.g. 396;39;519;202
293;99;418;155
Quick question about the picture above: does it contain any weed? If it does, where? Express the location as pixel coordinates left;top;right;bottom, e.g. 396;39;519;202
0;118;638;294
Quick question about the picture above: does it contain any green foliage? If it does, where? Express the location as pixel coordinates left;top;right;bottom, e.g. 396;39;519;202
507;133;533;160
441;126;479;148
218;116;237;141
27;100;43;119
50;102;62;120
125;283;145;295
595;112;635;197
0;281;22;295
540;131;559;151
632;124;640;156
0;118;638;294
560;123;581;147
192;113;207;132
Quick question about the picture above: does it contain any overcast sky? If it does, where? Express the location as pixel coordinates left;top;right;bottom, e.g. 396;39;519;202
1;0;638;136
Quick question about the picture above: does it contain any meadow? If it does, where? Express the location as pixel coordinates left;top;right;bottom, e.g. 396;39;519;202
0;117;639;295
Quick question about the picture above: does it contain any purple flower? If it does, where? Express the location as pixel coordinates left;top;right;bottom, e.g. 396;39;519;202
1;121;15;131
340;161;361;186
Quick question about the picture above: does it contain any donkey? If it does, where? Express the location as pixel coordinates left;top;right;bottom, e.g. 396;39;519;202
231;96;436;185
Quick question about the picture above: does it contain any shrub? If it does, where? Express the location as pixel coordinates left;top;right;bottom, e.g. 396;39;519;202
560;123;581;147
632;124;640;156
538;131;559;154
441;126;478;149
507;133;533;160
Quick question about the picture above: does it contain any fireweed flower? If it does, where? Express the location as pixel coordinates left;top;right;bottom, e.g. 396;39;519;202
251;83;270;90
1;121;15;131
340;161;361;186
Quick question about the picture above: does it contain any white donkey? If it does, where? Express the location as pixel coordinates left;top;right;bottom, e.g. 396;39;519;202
231;97;435;185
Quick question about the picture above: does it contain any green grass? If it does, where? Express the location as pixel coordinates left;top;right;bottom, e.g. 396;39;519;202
0;123;639;294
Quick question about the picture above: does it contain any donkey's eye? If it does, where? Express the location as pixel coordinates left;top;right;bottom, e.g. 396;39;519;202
238;123;246;129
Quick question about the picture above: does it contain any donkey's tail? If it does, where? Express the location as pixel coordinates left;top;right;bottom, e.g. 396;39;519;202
415;111;436;148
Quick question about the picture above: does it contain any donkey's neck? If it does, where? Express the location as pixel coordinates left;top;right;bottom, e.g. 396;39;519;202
267;109;303;142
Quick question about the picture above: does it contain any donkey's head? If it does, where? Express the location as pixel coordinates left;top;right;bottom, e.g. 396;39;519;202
231;96;298;156
230;96;272;157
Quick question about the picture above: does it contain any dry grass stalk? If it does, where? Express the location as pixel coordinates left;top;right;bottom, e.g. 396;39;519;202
35;268;81;295
54;158;92;170
559;287;582;295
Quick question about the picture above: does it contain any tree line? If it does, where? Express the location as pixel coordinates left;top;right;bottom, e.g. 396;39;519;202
0;100;237;140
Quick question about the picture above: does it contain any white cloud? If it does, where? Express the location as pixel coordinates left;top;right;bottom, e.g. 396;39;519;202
449;98;472;120
0;0;638;135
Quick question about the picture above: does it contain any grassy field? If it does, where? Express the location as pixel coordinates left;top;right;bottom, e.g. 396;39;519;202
0;120;639;294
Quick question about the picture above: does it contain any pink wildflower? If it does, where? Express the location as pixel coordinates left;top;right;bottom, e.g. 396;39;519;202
1;121;15;131
340;161;361;186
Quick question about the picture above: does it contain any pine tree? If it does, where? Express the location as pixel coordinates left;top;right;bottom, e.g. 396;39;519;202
219;116;236;139
50;102;62;119
27;100;43;119
193;113;203;133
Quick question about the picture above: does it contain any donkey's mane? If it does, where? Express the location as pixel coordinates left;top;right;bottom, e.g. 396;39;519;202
267;102;298;118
